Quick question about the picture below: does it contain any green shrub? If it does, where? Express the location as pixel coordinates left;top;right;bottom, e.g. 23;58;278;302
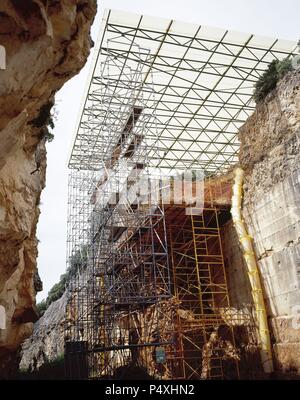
29;101;56;142
37;245;88;315
46;276;66;308
253;57;293;103
36;299;47;316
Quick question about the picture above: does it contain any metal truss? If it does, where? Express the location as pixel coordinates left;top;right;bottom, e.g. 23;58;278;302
69;9;297;174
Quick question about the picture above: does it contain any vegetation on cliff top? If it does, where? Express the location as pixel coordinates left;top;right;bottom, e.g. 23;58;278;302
253;57;293;103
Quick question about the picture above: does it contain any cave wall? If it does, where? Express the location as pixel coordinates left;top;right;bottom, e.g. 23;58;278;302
238;67;300;377
221;219;265;379
0;0;96;377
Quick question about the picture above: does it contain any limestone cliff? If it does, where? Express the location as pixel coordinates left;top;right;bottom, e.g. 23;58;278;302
19;293;66;372
238;67;300;377
0;0;96;378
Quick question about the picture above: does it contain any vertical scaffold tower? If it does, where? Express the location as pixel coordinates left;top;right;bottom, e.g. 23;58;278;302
65;38;174;379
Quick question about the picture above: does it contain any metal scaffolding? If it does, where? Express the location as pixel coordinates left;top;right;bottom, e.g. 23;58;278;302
69;10;297;174
65;36;174;379
65;9;297;380
168;207;240;379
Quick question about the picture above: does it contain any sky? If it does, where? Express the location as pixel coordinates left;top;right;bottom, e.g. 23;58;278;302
36;0;300;302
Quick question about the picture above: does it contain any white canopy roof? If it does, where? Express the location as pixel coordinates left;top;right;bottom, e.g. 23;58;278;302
69;9;297;174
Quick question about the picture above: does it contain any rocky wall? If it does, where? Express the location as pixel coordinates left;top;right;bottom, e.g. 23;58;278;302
238;67;300;378
0;0;96;377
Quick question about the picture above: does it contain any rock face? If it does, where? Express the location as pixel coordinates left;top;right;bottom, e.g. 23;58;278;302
20;293;67;372
221;220;265;379
238;67;300;378
0;0;96;377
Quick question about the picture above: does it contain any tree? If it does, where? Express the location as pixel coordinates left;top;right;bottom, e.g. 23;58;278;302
36;299;47;316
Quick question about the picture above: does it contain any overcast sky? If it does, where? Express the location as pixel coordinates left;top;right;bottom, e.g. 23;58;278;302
36;0;300;302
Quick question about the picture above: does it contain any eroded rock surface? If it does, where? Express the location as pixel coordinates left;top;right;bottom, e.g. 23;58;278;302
20;293;66;372
239;68;300;378
0;0;96;377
